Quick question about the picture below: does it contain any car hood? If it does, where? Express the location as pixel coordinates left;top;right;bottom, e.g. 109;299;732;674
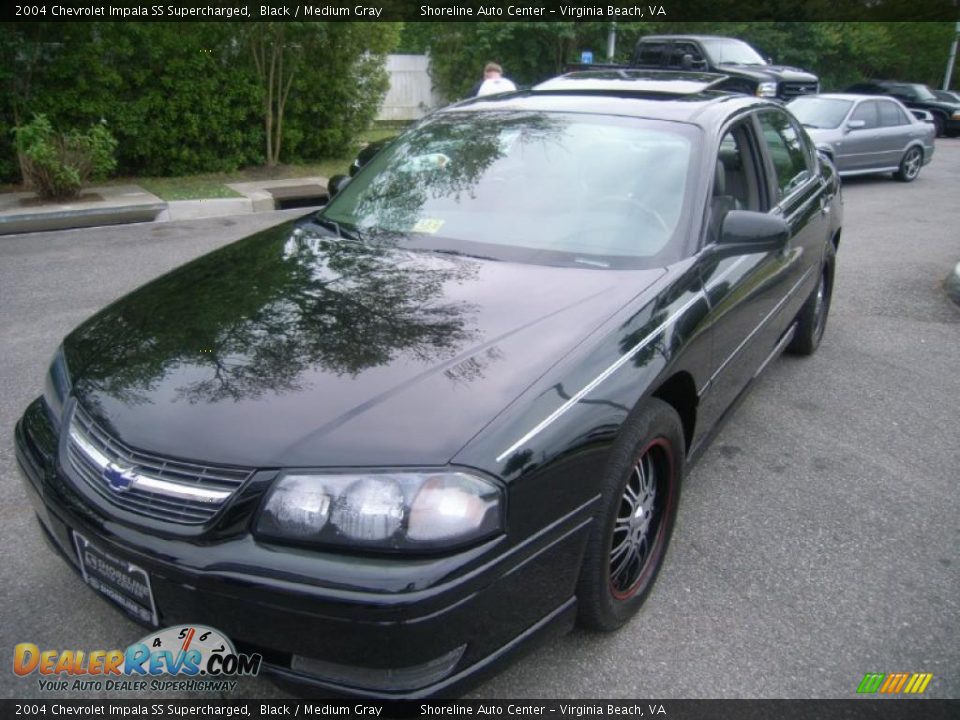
717;63;818;84
802;127;844;143
63;217;663;469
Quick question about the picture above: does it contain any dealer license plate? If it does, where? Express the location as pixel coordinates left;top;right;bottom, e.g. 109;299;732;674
73;531;158;626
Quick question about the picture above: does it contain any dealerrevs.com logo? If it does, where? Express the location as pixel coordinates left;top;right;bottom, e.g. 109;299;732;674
14;625;261;693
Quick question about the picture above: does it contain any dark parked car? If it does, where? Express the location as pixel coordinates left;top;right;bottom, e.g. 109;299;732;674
932;88;960;104
787;94;935;181
349;136;394;177
844;80;960;137
16;70;842;699
566;35;820;101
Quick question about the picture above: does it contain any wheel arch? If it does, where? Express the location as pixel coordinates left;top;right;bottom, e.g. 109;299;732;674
906;139;928;161
830;227;841;252
651;371;698;455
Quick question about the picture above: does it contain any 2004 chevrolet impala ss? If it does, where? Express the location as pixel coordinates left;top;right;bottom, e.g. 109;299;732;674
15;71;842;698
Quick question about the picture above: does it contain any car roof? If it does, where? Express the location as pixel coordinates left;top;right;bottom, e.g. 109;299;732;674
856;80;926;89
440;71;769;128
640;35;748;42
797;93;898;102
535;69;729;95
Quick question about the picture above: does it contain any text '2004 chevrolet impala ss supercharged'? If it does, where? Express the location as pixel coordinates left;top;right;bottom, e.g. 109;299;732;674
15;71;841;698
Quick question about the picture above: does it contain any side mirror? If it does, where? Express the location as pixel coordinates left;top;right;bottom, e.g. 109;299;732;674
845;119;866;132
327;174;350;198
717;210;789;256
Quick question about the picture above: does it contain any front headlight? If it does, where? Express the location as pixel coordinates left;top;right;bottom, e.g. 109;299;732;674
255;470;503;551
43;345;71;421
756;81;778;98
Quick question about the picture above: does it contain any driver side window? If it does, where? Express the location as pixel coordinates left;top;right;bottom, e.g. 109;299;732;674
708;123;764;245
851;101;880;129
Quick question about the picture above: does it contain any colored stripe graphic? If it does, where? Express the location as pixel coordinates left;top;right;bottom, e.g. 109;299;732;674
857;672;933;694
904;673;933;694
880;672;907;693
857;673;885;693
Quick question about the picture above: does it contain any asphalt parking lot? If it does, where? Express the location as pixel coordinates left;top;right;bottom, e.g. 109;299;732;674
1;141;957;701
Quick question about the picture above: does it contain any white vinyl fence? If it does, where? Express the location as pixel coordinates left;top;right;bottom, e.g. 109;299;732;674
377;55;444;121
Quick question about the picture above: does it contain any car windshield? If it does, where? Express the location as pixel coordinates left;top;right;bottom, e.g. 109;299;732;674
700;38;767;66
787;97;854;129
322;111;699;268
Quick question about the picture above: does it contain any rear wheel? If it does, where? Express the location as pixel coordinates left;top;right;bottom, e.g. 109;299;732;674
576;399;684;631
894;146;923;182
787;246;835;356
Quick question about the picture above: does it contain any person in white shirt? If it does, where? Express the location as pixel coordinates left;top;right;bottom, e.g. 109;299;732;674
473;62;517;97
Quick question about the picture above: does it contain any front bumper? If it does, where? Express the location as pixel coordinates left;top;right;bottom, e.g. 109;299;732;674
14;398;593;698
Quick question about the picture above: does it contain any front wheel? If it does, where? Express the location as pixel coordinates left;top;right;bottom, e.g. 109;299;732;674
787;247;835;356
576;399;684;631
894;146;923;182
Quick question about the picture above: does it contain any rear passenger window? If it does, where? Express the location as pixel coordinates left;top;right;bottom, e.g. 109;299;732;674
758;111;813;199
878;101;909;127
668;43;704;68
637;42;666;66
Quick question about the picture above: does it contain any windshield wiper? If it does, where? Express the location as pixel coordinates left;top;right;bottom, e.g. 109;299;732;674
427;248;500;262
314;216;369;242
314;217;343;237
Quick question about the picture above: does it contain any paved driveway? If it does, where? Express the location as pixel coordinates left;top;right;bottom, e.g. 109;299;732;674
1;143;957;700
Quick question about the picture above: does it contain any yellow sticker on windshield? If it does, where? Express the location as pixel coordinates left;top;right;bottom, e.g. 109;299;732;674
413;218;445;234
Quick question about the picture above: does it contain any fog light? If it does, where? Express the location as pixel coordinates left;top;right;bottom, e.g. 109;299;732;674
290;645;466;692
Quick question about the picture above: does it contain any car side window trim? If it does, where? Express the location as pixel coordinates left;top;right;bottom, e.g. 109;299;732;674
752;109;818;213
697;111;770;251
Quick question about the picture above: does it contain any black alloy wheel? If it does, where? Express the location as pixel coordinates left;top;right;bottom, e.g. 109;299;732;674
787;247;835;356
608;439;673;600
576;399;684;631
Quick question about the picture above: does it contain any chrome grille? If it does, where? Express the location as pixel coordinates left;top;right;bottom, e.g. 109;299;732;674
781;82;818;99
66;404;252;525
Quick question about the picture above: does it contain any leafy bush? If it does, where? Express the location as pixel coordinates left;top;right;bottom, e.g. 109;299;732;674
13;114;117;199
0;23;400;182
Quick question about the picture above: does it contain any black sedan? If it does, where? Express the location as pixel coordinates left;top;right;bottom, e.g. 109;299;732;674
844;80;960;137
15;70;842;699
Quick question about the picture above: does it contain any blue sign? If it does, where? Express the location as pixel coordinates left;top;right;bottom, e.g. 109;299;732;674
581;51;594;65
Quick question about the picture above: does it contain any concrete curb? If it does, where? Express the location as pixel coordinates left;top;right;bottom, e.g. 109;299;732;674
945;261;960;308
0;184;165;236
157;198;254;222
0;176;330;236
226;176;328;211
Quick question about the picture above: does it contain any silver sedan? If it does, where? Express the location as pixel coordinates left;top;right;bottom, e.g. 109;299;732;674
787;93;935;182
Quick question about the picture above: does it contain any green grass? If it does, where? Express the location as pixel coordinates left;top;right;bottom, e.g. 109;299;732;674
136;175;245;201
123;158;357;202
132;128;403;201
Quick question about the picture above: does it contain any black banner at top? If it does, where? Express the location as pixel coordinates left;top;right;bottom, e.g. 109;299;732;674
2;699;960;719
4;0;960;23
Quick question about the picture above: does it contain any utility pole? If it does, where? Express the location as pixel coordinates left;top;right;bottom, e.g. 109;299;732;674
944;20;960;90
607;22;617;62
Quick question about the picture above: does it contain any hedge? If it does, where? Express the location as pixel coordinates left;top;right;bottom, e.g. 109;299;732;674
0;22;400;183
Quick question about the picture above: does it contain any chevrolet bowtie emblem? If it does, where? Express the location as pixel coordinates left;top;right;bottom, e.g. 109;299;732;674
102;463;137;493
